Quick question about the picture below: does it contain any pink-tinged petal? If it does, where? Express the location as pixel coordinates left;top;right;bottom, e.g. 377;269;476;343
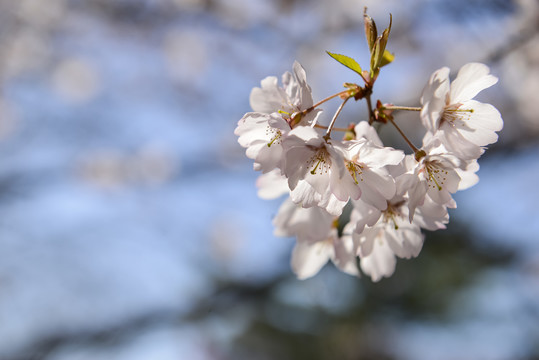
292;61;314;109
362;168;396;200
457;100;503;146
421;67;450;132
245;142;265;160
249;77;288;113
272;198;298;237
415;197;449;231
326;142;346;177
291;239;332;280
273;198;334;239
283;145;313;190
304;167;331;197
332;235;360;276
256;170;288;200
427;184;454;206
252;141;283;173
456;160;479;191
386;222;424;259
437;125;483;160
356;229;375;257
290;180;322;208
354;121;383;146
358;182;387;211
351;200;382;234
395;171;418;196
359;232;396;282
319;193;347;216
450;63;498;104
329;163;361;201
360;145;405;168
285;125;322;143
235;112;271;147
407;180;428;222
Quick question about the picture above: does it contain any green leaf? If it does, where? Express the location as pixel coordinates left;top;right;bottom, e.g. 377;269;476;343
379;50;395;68
326;51;363;76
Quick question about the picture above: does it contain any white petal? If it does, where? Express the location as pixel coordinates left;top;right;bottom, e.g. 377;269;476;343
319;193;347;216
359;231;396;282
291;239;332;280
415;197;449;231
407;180;428;222
330;164;361;202
290;180;322;207
292;61;314;109
437;125;483;160
362;168;396;201
249;76;288;113
386;222;424;258
457;100;503;146
332;235;360;276
456;160;480;191
256;170;289;200
354;121;383;146
351;200;382;235
450;62;498;104
421;67;450;132
361;145;405;168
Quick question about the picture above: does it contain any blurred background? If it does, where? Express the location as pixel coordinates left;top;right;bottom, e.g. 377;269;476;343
0;0;538;359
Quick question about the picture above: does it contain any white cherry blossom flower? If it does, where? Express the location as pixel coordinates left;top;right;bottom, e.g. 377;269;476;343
273;199;359;279
235;112;291;173
350;200;423;282
334;138;404;211
281;126;349;212
250;60;322;127
350;191;448;282
420;62;503;159
235;61;322;173
399;138;462;221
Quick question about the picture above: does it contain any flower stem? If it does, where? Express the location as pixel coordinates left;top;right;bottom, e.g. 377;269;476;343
366;94;376;125
324;97;350;140
383;105;422;111
309;89;353;111
314;124;349;132
388;117;419;153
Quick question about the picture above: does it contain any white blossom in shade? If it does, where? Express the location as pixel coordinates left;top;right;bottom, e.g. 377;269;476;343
348;176;451;282
351;192;449;282
249;60;322;127
235;112;291;173
420;62;503;159
352;202;424;282
399;138;462;221
281;126;349;213
256;169;289;200
273;199;359;279
334;139;404;211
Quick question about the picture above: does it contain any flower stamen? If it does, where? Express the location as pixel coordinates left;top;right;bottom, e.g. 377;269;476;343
425;163;448;191
308;149;330;175
347;162;363;184
265;127;282;147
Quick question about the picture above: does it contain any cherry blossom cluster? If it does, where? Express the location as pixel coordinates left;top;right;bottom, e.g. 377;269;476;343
234;13;503;282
